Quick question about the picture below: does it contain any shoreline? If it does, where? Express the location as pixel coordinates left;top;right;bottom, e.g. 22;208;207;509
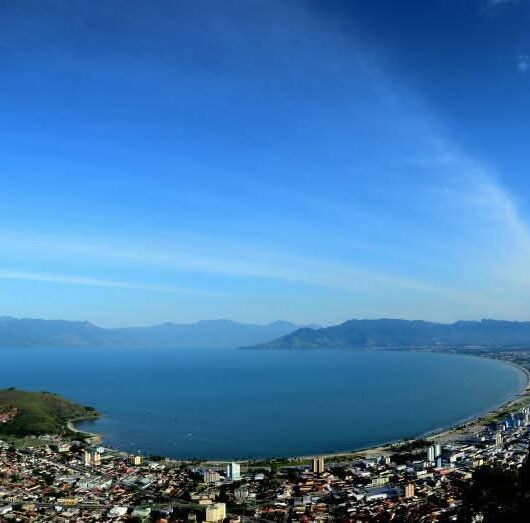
67;416;101;445
263;355;530;464
423;357;530;442
276;355;530;464
68;352;530;464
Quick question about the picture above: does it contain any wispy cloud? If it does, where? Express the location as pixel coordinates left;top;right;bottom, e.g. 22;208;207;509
483;0;520;9
363;50;530;298
412;138;530;286
517;53;529;72
344;43;530;283
0;269;216;295
0;229;499;313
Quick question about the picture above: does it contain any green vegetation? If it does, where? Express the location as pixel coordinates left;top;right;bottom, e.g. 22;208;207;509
390;438;429;452
479;395;530;425
0;388;98;438
459;451;530;521
389;438;430;464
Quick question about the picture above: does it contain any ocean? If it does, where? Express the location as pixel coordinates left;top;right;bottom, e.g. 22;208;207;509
1;347;526;459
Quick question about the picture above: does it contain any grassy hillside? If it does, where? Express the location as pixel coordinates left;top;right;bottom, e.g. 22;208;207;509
0;388;98;437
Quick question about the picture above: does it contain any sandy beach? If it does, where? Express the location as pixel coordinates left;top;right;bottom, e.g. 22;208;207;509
67;418;101;445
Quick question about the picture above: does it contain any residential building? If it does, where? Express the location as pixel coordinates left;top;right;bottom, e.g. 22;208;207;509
204;470;221;483
205;502;226;522
312;457;325;474
83;449;101;466
226;462;241;481
404;483;415;498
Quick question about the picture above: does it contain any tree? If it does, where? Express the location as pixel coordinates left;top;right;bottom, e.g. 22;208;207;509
460;450;530;522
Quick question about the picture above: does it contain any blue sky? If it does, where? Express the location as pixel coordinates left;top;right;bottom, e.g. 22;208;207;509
1;0;530;326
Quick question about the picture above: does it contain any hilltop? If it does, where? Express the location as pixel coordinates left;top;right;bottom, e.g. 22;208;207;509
244;318;530;350
0;388;98;437
0;317;314;349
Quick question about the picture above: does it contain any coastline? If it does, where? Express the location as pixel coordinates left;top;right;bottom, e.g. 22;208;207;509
275;355;530;464
67;416;101;445
423;357;530;443
203;354;530;464
49;352;530;464
290;351;530;460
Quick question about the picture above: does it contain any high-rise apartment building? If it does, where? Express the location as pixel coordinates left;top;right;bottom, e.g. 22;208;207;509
427;444;442;465
312;457;325;474
83;449;101;466
204;470;221;483
226;462;241;480
427;446;435;463
205;503;226;522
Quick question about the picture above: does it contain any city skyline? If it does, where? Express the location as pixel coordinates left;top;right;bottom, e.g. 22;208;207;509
2;0;530;326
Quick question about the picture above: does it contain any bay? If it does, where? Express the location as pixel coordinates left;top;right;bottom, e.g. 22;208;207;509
0;347;526;459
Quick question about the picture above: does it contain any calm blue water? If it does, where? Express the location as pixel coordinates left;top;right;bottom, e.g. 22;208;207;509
0;347;526;459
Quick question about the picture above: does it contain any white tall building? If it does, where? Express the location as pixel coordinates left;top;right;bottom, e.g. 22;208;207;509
226;462;241;480
205;503;226;523
427;444;441;464
312;457;325;474
83;449;101;466
495;433;503;447
427;446;435;463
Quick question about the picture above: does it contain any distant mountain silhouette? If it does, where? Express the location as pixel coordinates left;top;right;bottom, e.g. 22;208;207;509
0;317;313;349
244;318;530;350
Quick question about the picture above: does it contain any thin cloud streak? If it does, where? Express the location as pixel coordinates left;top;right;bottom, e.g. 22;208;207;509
0;269;218;296
482;0;521;11
517;53;529;72
429;143;530;254
350;48;530;299
0;231;498;310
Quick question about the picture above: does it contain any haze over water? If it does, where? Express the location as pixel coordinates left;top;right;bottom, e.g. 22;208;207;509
1;347;526;459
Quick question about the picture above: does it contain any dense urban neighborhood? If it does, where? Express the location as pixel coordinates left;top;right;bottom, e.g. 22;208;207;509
1;399;530;522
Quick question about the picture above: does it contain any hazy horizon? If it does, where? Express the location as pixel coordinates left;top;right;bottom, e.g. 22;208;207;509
4;314;530;331
2;1;530;326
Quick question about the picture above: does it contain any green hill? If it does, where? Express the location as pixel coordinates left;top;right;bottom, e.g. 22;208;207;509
0;388;98;437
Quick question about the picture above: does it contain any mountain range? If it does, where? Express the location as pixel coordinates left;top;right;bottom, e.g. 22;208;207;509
0;317;312;349
245;318;530;350
5;316;530;350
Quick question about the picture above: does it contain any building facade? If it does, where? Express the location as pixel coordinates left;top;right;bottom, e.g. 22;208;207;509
312;457;325;474
205;503;226;522
226;462;241;481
